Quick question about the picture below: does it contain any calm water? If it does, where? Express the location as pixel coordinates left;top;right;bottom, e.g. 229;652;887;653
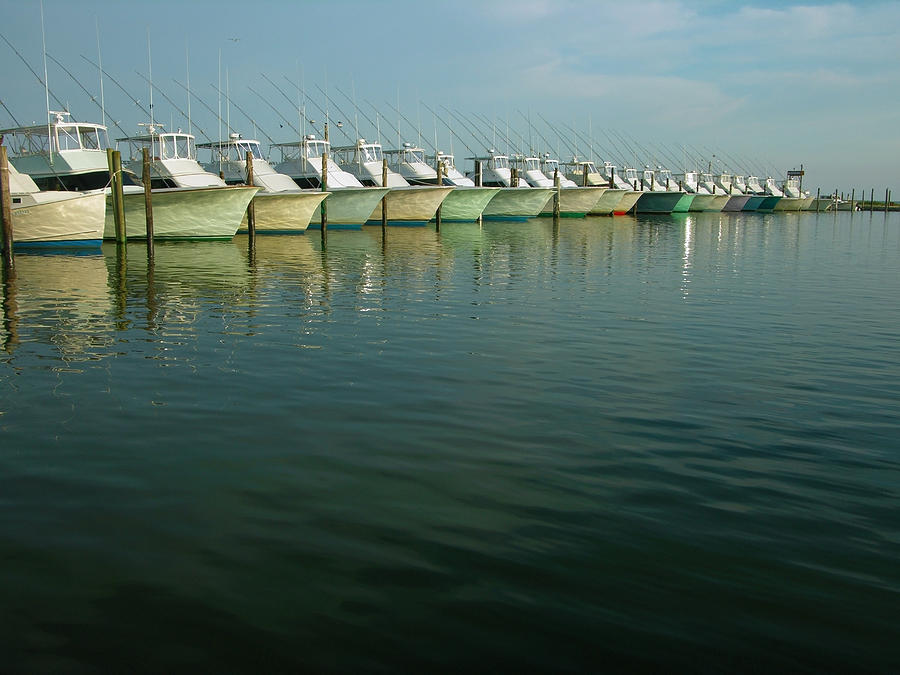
2;211;899;672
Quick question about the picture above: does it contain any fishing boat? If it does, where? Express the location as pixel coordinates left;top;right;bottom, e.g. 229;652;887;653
561;160;622;216
5;163;105;247
715;174;752;212
732;176;765;211
114;126;258;239
331;139;452;225
677;171;723;212
776;175;814;211
536;157;605;217
598;162;642;215
623;167;682;214
427;152;499;222
466;152;553;219
654;169;695;212
745;176;780;211
767;178;803;211
1;112;136;191
271;134;389;229
197;134;327;233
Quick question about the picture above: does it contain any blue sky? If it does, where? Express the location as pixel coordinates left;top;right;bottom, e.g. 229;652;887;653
2;0;897;192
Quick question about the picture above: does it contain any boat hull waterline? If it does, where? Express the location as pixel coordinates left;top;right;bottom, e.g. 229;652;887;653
239;191;329;234
481;188;555;220
367;186;454;226
103;186;259;240
11;190;106;247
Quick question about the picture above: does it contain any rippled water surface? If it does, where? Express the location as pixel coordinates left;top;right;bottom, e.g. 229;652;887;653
2;211;899;672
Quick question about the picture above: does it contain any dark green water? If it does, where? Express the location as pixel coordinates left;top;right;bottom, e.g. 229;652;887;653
2;211;899;673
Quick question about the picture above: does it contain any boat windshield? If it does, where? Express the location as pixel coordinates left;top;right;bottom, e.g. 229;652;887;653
57;125;83;151
544;159;559;170
524;158;539;171
404;149;426;164
585;162;596;173
237;141;264;160
493;156;509;169
158;134;195;160
79;127;102;150
305;140;328;159
360;145;383;163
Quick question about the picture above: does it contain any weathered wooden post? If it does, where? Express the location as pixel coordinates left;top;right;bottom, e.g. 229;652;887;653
885;189;890;213
142;148;154;250
871;188;875;211
112;149;126;243
850;188;855;212
815;187;820;212
435;160;443;231
475;160;482;187
582;163;588;187
553;168;561;218
0;146;14;269
320;151;328;236
381;158;388;231
245;150;256;239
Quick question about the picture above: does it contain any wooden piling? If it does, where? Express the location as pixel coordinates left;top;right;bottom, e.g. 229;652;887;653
871;188;874;211
553;168;561;218
476;160;482;188
245;150;256;239
1;146;14;268
886;189;890;213
110;149;126;243
142;148;154;249
435;161;443;231
381;158;388;231
850;188;855;212
582;164;588;187
816;187;820;212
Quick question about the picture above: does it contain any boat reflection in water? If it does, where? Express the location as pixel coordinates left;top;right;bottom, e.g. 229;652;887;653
1;251;113;359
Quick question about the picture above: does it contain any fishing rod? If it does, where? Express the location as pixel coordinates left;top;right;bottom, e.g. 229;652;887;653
449;108;499;153
313;83;359;145
536;112;579;161
44;52;131;138
420;101;477;157
470;111;518;156
330;84;387;144
208;81;275;145
1;32;74;120
80;54;149;125
384;100;437;152
0;99;21;126
440;105;493;153
246;83;297;135
135;71;211;142
173;77;240;137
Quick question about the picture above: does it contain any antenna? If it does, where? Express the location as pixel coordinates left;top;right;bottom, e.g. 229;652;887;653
185;42;191;135
96;18;105;128
147;27;153;127
40;0;52;161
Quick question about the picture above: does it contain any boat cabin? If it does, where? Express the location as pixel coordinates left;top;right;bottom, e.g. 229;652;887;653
196;135;299;191
117;127;225;189
465;150;512;186
331;139;408;187
384;143;437;184
0;111;118;190
270;135;362;189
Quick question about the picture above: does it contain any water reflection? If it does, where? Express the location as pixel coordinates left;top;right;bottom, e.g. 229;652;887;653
1;251;113;361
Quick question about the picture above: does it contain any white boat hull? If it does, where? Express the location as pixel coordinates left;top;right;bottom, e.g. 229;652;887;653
482;187;554;219
590;189;625;215
104;186;259;239
612;191;642;215
11;190;105;246
309;187;390;228
540;187;606;217
436;187;500;222
368;186;454;225
239;191;329;233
